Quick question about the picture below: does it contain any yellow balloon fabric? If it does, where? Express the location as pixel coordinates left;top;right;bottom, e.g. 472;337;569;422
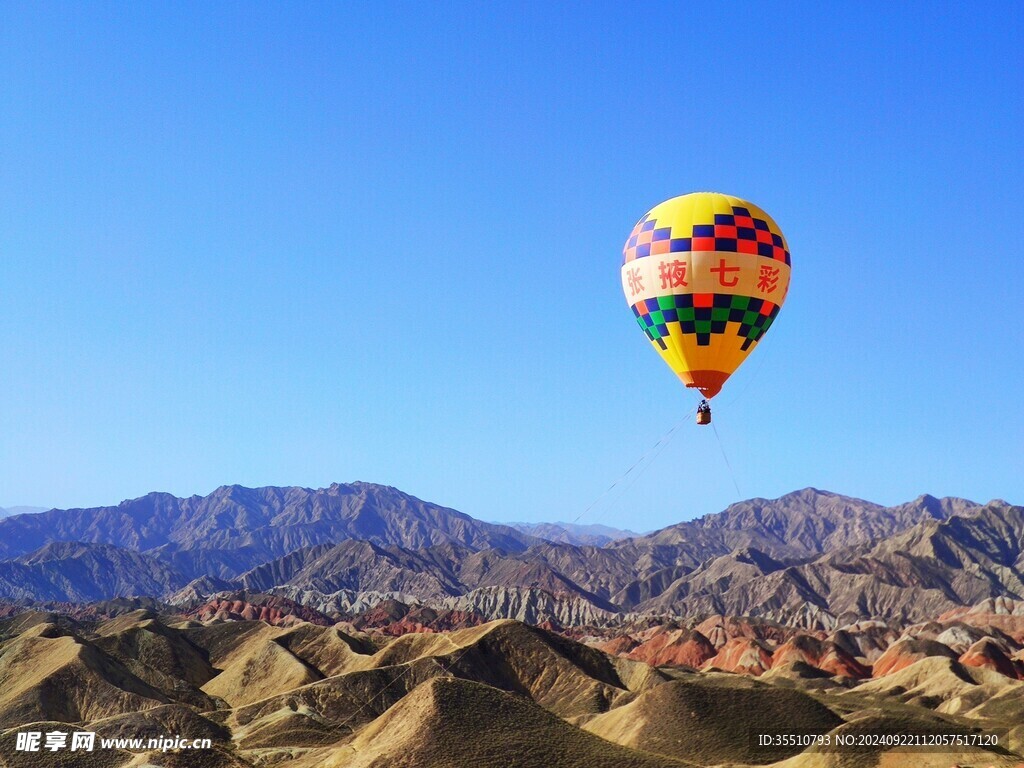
621;192;791;399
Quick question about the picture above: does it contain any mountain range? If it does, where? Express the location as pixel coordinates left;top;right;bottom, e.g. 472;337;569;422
504;521;641;546
0;483;1020;629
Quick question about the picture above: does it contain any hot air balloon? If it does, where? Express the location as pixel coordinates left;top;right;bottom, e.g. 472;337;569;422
621;192;791;424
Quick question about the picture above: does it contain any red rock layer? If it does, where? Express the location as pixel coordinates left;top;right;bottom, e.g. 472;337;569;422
703;637;773;676
771;634;870;679
872;638;958;677
191;597;333;627
624;627;716;669
958;638;1020;679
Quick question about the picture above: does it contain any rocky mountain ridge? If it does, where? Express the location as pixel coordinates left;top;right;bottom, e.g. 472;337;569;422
0;482;538;578
0;485;1019;629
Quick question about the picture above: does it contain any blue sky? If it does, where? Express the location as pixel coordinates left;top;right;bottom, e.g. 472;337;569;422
1;3;1021;530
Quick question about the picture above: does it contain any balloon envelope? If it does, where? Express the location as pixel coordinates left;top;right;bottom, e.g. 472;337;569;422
621;192;791;398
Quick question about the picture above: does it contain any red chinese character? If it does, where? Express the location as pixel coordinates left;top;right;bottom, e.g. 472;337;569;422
658;259;688;289
757;264;780;294
710;257;740;287
626;267;644;296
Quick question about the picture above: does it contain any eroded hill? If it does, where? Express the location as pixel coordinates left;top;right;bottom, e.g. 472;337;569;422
0;610;1021;767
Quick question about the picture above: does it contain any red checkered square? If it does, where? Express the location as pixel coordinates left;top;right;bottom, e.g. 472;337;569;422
693;293;714;308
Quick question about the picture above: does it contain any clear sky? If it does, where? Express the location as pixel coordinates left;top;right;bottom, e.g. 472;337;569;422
1;3;1021;531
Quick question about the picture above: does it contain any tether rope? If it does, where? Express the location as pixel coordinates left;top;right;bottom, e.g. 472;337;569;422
564;415;689;529
710;417;741;498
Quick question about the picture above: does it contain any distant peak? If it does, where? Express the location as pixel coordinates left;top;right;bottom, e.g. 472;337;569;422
119;490;177;505
783;487;828;498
